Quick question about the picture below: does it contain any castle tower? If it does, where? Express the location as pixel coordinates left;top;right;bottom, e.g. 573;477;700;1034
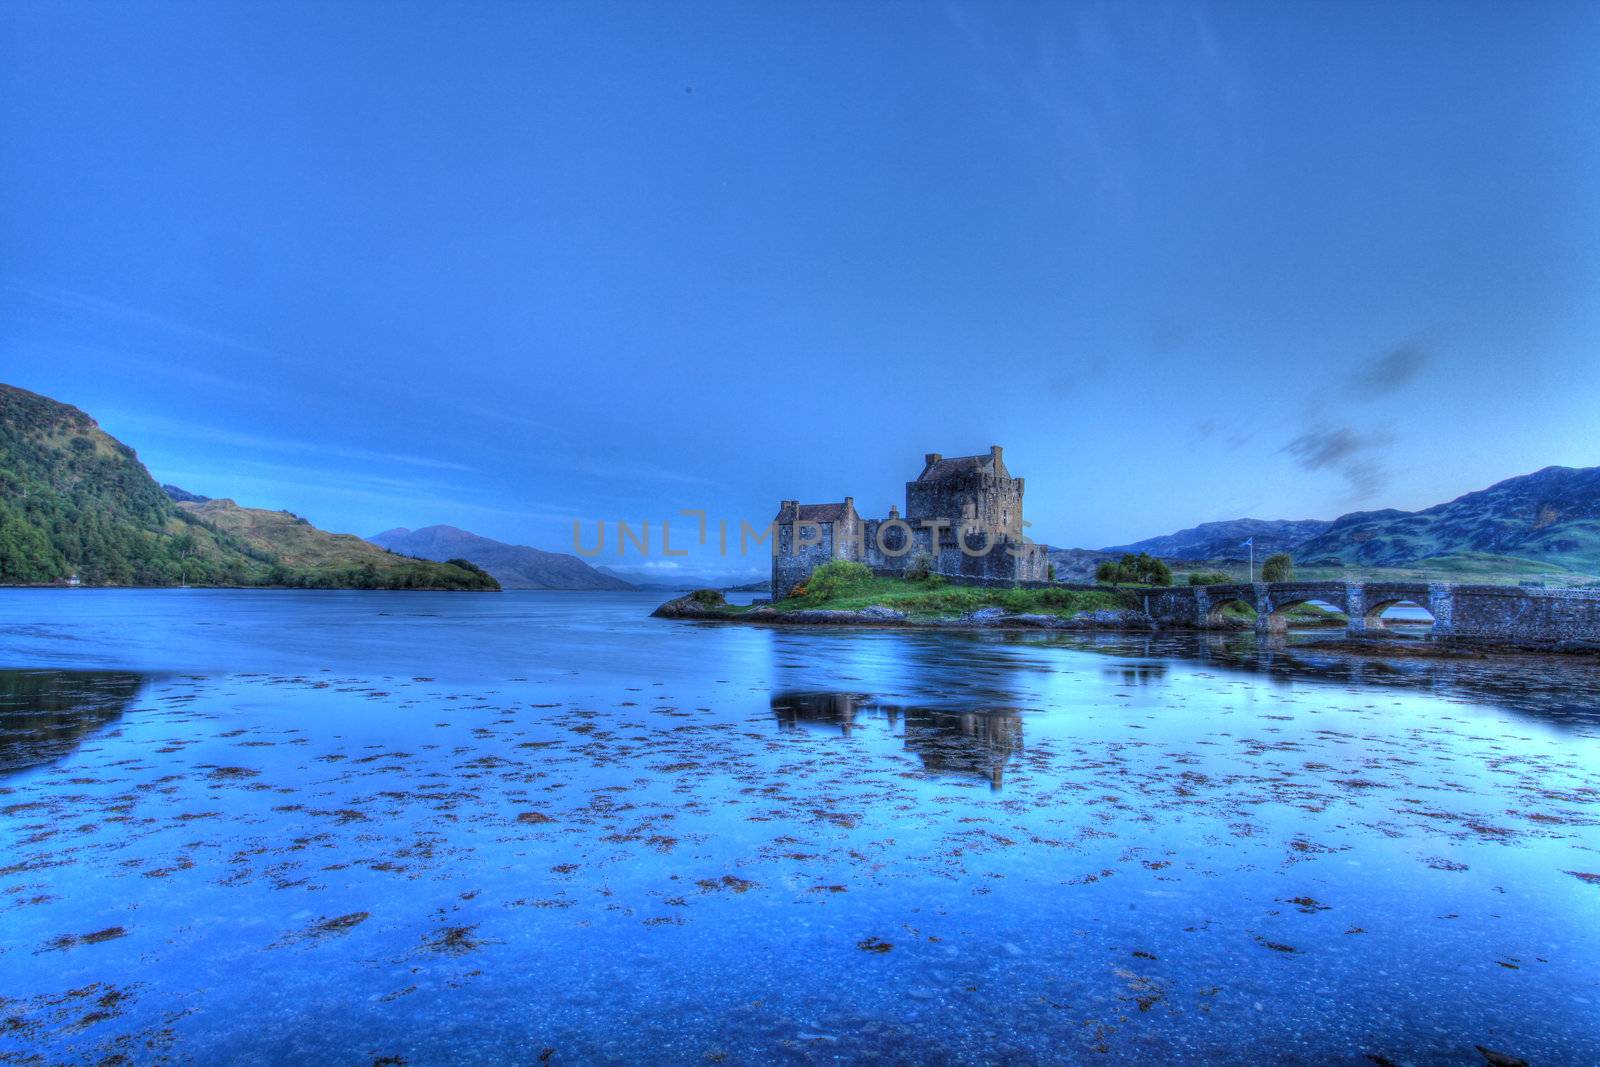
905;445;1024;538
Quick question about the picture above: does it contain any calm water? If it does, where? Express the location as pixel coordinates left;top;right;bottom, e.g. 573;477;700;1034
1;590;1598;1065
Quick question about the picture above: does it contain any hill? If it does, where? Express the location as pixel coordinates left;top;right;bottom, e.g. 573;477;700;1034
1102;518;1330;560
187;503;499;590
0;383;268;585
367;526;632;590
1293;465;1600;572
0;382;496;590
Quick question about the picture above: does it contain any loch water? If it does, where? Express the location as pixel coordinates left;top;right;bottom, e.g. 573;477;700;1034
1;590;1598;1065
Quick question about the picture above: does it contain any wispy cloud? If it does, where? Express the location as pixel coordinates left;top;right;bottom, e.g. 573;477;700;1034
1345;343;1432;400
158;459;578;529
3;276;560;442
567;456;715;487
2;276;288;364
1281;426;1392;498
1272;337;1435;501
110;413;473;473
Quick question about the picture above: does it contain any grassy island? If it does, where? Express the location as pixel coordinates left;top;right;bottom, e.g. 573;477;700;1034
661;561;1137;624
769;569;1132;617
656;560;1353;629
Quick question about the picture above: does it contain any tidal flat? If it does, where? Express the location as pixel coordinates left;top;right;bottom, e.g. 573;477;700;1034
1;590;1598;1064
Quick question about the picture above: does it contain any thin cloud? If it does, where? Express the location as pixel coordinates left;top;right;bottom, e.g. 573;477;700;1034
1281;426;1392;498
2;276;287;363
1345;343;1431;400
4;277;556;442
567;457;715;487
109;413;473;473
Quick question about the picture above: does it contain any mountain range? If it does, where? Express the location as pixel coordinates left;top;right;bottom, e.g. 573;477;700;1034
367;526;633;590
1102;519;1331;561
0;382;496;590
1101;465;1600;575
1290;465;1600;569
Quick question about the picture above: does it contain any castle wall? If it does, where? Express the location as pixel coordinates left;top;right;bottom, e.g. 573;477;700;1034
769;448;1044;598
905;475;1024;537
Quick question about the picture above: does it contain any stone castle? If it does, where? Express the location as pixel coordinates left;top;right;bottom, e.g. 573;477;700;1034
771;445;1047;599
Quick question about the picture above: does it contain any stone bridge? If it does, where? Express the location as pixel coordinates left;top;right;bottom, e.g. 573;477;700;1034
1136;581;1600;648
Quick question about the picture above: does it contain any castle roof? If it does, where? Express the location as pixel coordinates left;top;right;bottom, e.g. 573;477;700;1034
773;500;856;524
916;446;1010;483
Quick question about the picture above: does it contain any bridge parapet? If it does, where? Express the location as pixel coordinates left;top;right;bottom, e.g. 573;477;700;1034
1137;580;1600;649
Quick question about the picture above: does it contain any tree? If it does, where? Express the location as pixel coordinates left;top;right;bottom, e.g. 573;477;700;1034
1261;552;1293;583
1046;563;1057;582
1124;552;1172;587
1097;552;1171;587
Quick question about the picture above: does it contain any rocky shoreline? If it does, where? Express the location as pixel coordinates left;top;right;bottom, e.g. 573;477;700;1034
650;592;1600;660
650;592;1156;631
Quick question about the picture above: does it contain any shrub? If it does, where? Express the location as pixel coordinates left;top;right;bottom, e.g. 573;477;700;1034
1046;563;1057;582
1261;552;1293;583
905;551;935;581
691;588;726;607
1187;570;1232;586
804;559;873;599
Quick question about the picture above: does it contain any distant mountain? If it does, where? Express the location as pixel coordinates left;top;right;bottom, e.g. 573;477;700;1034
593;564;768;591
0;382;496;590
1293;465;1600;569
161;484;211;504
1102;518;1331;561
368;526;633;590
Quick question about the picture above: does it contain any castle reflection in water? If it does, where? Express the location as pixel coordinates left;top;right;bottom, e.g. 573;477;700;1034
771;690;1023;790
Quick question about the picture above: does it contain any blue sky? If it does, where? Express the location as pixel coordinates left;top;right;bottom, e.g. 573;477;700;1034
3;1;1597;578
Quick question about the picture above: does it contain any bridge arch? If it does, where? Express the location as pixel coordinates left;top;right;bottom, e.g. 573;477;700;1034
1264;596;1349;633
1203;595;1256;629
1363;598;1435;632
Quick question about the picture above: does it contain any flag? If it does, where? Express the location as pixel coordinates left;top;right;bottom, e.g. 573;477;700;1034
1241;537;1253;549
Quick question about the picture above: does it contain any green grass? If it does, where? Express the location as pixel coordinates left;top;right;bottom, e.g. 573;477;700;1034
735;563;1137;620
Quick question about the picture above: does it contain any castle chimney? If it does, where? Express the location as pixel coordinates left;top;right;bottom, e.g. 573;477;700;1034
843;496;854;511
924;452;942;466
990;445;1004;464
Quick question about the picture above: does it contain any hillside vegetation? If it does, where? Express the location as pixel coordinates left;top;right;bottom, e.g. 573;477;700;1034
183;501;498;590
0;384;266;585
1292;466;1600;575
0;383;497;590
1094;465;1600;585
